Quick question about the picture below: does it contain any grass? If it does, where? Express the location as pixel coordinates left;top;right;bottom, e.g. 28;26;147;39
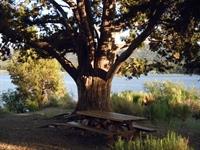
112;131;193;150
111;91;145;116
34;107;71;118
111;82;200;149
0;142;31;150
111;81;200;121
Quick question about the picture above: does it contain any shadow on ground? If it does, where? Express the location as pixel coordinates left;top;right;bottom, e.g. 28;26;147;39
0;111;108;150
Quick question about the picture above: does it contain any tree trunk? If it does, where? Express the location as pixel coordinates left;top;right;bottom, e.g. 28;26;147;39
75;76;112;111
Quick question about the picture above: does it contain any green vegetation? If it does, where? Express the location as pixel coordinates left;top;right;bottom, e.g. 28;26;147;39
145;81;200;121
1;90;26;113
111;81;200;149
112;81;200;121
111;91;145;116
112;132;193;150
0;107;8;115
1;90;75;113
1;0;199;111
1;50;75;112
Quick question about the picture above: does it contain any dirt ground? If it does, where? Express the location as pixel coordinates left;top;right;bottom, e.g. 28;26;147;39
0;108;109;150
0;108;199;150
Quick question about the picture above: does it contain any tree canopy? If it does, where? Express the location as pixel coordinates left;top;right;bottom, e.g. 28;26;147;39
6;49;66;111
0;0;199;111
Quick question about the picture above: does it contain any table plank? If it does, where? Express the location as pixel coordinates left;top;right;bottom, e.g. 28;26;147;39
67;121;113;136
76;111;146;122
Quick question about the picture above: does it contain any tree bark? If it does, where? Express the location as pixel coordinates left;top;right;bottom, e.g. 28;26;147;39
75;76;112;111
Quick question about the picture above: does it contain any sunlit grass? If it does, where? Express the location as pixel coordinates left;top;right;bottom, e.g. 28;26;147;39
111;81;200;121
112;132;193;150
0;142;31;150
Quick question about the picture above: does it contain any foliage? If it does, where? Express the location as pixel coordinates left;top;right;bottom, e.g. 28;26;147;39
47;94;76;109
119;58;149;78
111;91;145;116
111;81;200;121
1;90;26;113
1;90;75;113
149;0;200;74
1;0;199;76
0;107;8;114
144;81;200;103
112;131;193;150
144;81;200;121
6;49;67;111
119;58;174;79
0;0;200;110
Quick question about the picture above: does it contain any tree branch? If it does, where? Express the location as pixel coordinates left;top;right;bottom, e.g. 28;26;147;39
95;0;116;69
63;0;81;23
106;2;167;80
48;0;73;31
75;0;96;67
26;16;65;26
30;41;78;81
114;1;156;28
98;0;116;47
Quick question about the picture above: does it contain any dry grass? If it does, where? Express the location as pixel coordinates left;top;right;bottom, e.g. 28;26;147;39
0;142;32;150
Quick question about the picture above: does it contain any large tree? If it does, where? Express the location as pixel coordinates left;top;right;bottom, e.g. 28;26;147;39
0;0;199;111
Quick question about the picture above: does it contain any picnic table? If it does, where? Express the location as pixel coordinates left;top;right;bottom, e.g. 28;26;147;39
61;110;156;140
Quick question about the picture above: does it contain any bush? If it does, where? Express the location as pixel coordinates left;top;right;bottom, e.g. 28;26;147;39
0;107;8;114
111;82;200;121
111;91;145;116
112;132;193;150
144;81;199;103
5;49;68;111
1;90;27;113
1;90;75;113
144;81;200;121
145;100;172;121
46;93;76;109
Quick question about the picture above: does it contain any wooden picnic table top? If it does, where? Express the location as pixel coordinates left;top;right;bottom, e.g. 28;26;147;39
76;111;146;122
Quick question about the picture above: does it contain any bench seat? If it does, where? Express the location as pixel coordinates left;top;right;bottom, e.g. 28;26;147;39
66;121;155;135
132;124;156;132
67;121;113;136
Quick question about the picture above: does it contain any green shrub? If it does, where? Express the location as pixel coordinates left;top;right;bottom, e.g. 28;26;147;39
111;91;145;116
47;93;76;109
111;82;199;121
145;100;172;121
144;81;200;121
1;90;75;113
144;81;199;103
112;132;193;150
8;49;66;109
25;99;39;111
5;49;68;111
1;90;27;113
0;107;8;114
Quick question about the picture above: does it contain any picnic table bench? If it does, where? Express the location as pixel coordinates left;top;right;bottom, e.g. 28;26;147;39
62;111;156;139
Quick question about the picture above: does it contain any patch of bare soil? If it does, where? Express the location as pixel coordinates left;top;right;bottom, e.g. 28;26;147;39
0;109;108;150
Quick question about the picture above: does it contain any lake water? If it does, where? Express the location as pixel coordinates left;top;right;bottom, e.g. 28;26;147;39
0;71;200;102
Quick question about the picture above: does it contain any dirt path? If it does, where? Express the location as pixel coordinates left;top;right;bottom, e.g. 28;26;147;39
0;109;108;150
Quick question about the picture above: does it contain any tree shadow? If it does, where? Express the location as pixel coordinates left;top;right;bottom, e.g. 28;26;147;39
0;113;108;150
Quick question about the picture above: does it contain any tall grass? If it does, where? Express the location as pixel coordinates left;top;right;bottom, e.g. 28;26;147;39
111;81;200;121
145;81;200;121
144;81;199;103
112;132;193;150
111;91;145;115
